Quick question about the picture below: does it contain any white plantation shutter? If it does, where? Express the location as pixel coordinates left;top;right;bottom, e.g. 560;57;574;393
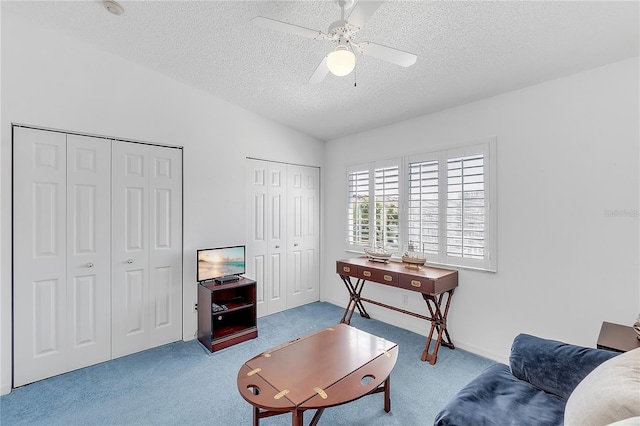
407;158;439;256
447;154;485;259
347;166;370;249
374;165;400;251
345;138;496;271
443;141;495;271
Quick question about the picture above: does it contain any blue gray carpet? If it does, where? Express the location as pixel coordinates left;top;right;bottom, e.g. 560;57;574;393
0;302;493;425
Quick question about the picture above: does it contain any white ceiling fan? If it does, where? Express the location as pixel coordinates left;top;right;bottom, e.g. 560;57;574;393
251;0;417;84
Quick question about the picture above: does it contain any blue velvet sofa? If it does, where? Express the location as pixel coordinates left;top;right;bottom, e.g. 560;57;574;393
434;333;619;426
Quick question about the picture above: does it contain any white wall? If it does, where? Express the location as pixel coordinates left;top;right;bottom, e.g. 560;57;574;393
322;57;639;363
0;10;324;395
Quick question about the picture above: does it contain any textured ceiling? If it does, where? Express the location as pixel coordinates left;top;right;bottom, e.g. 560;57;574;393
2;0;639;141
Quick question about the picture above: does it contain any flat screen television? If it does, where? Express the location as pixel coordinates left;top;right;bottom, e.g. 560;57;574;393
197;245;245;282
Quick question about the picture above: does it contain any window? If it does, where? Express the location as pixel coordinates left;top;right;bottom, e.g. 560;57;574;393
347;160;400;252
346;139;496;271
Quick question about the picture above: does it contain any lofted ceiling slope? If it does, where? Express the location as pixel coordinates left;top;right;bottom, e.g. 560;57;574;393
2;0;639;141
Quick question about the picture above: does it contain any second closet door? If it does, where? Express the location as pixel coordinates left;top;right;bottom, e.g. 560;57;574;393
246;159;319;317
111;141;183;358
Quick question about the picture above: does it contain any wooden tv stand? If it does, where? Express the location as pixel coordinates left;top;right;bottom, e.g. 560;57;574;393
337;257;458;365
197;278;257;352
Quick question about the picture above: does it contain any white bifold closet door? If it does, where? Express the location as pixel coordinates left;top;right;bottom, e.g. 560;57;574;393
111;141;183;358
13;128;183;387
13;128;112;387
246;159;320;317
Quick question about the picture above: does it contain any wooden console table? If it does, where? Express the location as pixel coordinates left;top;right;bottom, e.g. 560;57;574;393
336;257;458;365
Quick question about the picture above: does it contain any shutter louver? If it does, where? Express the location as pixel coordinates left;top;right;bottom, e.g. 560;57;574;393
447;154;485;259
407;160;439;255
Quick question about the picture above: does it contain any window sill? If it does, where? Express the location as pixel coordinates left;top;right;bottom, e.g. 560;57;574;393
342;249;496;273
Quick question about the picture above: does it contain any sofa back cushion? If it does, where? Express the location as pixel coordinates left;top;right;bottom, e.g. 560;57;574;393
509;334;617;400
564;347;640;426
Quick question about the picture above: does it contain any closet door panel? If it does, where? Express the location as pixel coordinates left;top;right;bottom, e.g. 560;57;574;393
301;168;320;304
124;268;145;334
287;166;304;307
32;279;61;355
13;128;68;386
247;160;291;316
266;163;287;314
246;161;269;316
72;274;98;344
287;165;320;308
112;141;150;357
66;134;111;370
253;254;266;309
148;146;182;347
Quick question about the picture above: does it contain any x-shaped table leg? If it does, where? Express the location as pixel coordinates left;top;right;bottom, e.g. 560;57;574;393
421;289;455;365
339;275;370;325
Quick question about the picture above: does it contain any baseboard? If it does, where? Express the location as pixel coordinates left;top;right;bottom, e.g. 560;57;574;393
453;341;507;365
1;382;11;396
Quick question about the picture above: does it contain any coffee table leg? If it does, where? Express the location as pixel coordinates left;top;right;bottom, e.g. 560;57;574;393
252;405;259;426
384;376;391;413
291;409;304;426
309;408;325;426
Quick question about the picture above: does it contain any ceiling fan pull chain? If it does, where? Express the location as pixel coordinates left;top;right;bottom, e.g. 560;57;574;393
354;63;357;87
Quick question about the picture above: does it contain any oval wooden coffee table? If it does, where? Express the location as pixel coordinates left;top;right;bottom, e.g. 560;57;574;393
237;323;398;426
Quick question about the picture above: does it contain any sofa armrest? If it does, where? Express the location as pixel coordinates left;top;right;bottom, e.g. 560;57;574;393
509;333;618;400
434;363;567;426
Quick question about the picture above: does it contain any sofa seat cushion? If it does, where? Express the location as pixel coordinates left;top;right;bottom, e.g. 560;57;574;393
434;363;566;426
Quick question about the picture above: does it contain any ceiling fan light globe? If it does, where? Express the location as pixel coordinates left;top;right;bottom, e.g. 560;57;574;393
327;48;355;77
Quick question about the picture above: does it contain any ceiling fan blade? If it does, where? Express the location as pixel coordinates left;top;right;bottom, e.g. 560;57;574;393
346;1;384;29
251;17;323;39
357;42;417;67
309;57;330;84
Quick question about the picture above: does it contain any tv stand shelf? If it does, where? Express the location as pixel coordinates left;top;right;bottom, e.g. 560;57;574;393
219;297;253;312
198;278;257;352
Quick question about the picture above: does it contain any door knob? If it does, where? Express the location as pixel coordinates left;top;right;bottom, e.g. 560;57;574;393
275;245;280;249
87;262;94;268
294;243;299;247
127;259;133;264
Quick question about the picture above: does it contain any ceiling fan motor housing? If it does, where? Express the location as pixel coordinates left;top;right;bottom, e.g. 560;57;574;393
327;20;359;43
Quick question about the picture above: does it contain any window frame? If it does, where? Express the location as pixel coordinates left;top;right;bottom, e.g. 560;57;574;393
346;158;402;253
